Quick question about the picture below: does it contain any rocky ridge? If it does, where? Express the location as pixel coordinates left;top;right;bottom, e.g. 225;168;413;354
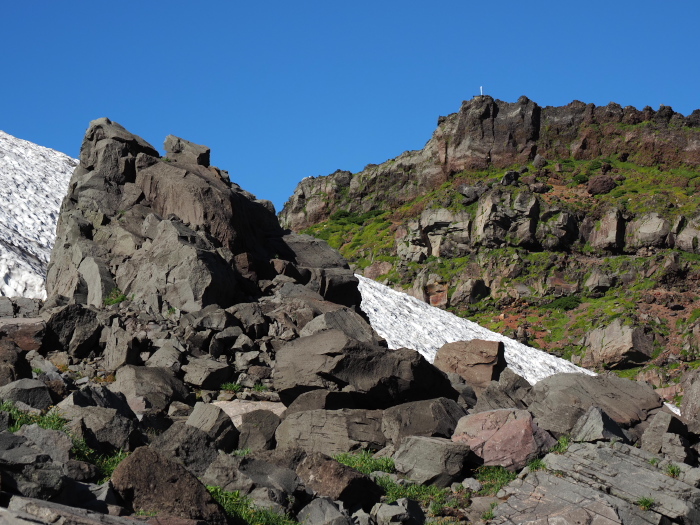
0;119;698;523
281;95;700;403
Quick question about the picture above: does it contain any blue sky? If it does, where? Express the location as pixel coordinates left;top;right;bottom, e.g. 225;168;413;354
2;1;698;212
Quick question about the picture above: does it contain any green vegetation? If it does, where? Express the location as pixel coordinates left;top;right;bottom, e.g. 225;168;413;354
70;439;130;483
648;457;660;466
333;450;395;475
481;502;498;521
527;458;547;472
220;382;243;393
230;448;252;457
373;475;450;506
475;466;517;496
665;463;681;478
253;383;268;392
550;436;570;455
104;287;128;306
635;496;655;511
543;295;582;312
0;401;67;432
207;486;296;525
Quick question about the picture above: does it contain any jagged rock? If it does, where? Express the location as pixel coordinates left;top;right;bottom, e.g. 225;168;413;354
145;341;184;372
580;318;653;369
536;209;578;250
0;379;53;410
186;402;239;453
393;436;471;488
214;399;286;427
16;424;73;463
150;422;220;476
0;432;65;499
570;406;628;443
57;384;135;420
164;135;210;167
59;405;139;454
584;267;616;293
0;318;45;352
296;452;383;511
273;329;457;407
582;208;625;252
626;212;671;249
109;365;189;419
681;368;700;434
452;409;555;471
182;357;232;389
641;411;691;457
449;279;490;305
237;409;281;451
43;304;103;358
276;408;385;456
298;308;379;345
6;495;137;524
0;339;32;387
370;499;425;525
473;368;532;412
525;373;663;436
433;339;506;394
298;497;352;525
381;398;466;446
111;446;228;524
102;325;139;371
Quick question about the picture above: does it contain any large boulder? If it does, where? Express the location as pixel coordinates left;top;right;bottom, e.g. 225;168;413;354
392;436;471;488
452;409;555;471
433;339;506;394
109;365;189;419
381;398;466;446
273;330;457;407
580;318;653;369
111;446;228;524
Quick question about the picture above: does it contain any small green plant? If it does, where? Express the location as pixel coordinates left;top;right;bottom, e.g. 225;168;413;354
207;486;296;525
527;458;547;471
230;448;251;457
0;401;67;432
543;296;581;312
666;463;681;478
135;509;158;517
648;457;660;466
373;476;449;506
253;383;268;392
70;439;130;483
104;288;128;306
31;368;43;375
550;435;570;454
636;496;655;511
220;382;243;393
162;157;172;162
481;501;498;521
333;450;395;475
475;466;517;496
167;307;176;316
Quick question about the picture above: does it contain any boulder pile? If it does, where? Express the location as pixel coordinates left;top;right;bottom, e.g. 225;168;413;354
0;119;698;523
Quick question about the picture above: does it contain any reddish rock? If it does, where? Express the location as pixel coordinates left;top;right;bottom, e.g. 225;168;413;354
363;261;393;281
587;175;616;195
0;318;45;351
434;339;505;394
111;447;229;524
452;409;555;471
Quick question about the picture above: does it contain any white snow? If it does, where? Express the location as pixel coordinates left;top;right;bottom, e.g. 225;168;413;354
0;130;75;298
357;274;596;385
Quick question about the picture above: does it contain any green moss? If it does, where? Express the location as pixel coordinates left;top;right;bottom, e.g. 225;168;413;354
207;486;296;525
333;450;395;475
475;466;517;496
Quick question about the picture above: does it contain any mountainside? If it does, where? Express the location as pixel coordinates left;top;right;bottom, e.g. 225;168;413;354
0;130;74;298
280;95;700;405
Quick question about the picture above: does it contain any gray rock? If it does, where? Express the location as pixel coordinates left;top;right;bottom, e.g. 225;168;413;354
43;304;103;358
642;411;689;455
0;379;53;410
392;436;471;488
626;212;671;249
473;368;531;412
150;421;220;476
182;357;232;389
109;365;189;418
164;134;211;167
285;390;358;416
186;402;239;453
276;409;385;456
298;497;352;525
238;409;281;451
581;208;625;252
581;318;653;368
382;397;466;446
102;325;139;371
16;424;73;463
59;405;139;453
371;498;425;525
299;308;379;345
145;340;184;372
570;406;628;444
7;495;137;524
0;433;65;499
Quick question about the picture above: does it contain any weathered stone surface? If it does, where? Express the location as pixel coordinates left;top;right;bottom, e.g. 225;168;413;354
626;212;671;249
582;208;625;252
274;330;456;407
43;304;103;358
586;174;616;195
641;411;690;455
186;402;239;453
59;405;139;454
16;424;73;464
0;339;32;387
296;452;383;510
111;446;228;524
433;339;505;394
285;390;358;415
214;400;286;427
0;379;53;410
681;368;700;434
164;135;211;167
109;365;189;418
238;409;281;451
570;406;628;444
0;432;65;499
392;436;471;488
452;409;555;471
381;398;466;446
7;496;138;524
473;368;531;413
150;422;219;476
0;318;45;352
580;318;653;368
525;373;663;435
370;499;425;525
298;308;378;345
298;497;352;525
276;409;385;456
182;357;232;389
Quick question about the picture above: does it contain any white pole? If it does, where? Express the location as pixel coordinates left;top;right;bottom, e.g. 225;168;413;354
480;86;483;96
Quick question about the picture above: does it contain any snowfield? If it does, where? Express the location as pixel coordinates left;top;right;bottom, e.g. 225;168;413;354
0;131;75;298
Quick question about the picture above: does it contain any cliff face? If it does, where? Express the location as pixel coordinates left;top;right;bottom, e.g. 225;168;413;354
280;96;700;231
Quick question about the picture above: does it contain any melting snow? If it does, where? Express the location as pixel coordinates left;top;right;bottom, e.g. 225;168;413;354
0;130;75;298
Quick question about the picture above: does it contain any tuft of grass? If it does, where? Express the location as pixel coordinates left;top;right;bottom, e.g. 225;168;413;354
666;463;681;478
220;382;243;393
648;457;660;466
636;496;655;511
104;288;128;306
70;439;130;483
253;383;268;392
527;458;547;472
550;436;570;454
481;502;498;521
543;295;582;312
373;476;449;506
207;486;296;525
230;448;251;457
0;401;67;432
333;450;395;475
475;466;517;496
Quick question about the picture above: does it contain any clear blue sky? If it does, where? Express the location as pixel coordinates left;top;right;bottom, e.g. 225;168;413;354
2;1;698;212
